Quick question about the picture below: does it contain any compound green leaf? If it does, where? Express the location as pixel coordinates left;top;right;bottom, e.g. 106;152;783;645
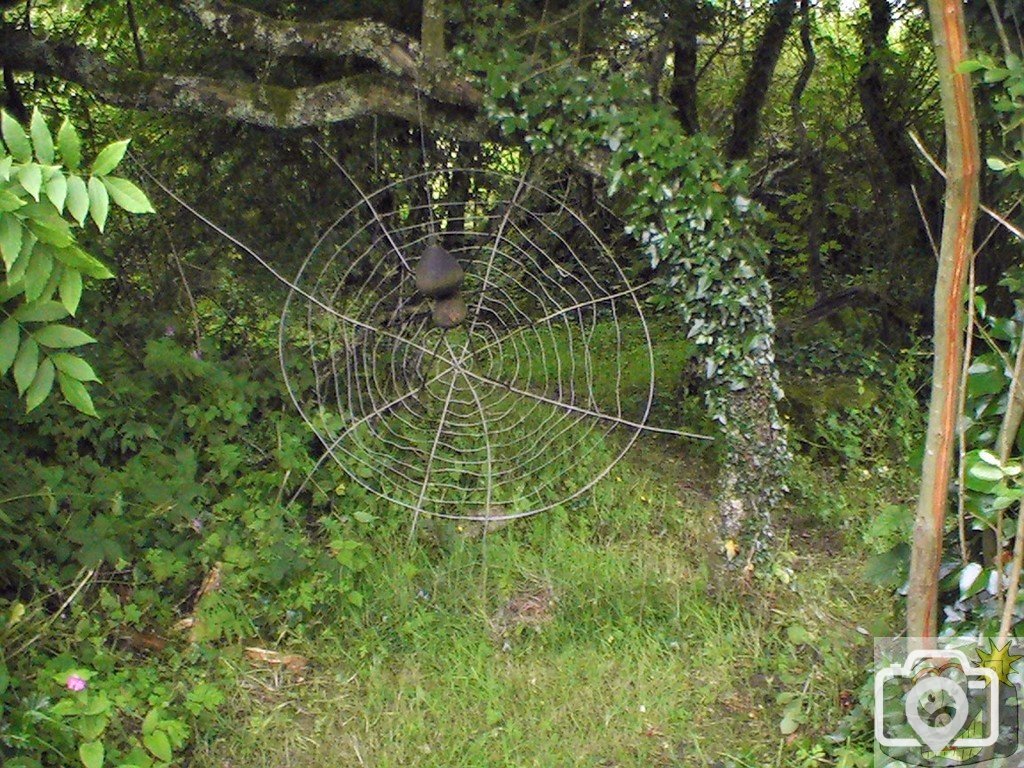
30;109;54;164
91;140;129;176
25;358;55;412
17;163;42;201
14;300;68;323
60;268;83;315
58;370;97;416
24;247;54;302
101;177;154;214
66;174;89;225
53;245;113;280
57;120;82;171
0;214;22;270
34;324;96;348
45;173;68;213
52;352;98;382
88;176;109;232
0;318;18;374
13;336;38;394
2;111;31;162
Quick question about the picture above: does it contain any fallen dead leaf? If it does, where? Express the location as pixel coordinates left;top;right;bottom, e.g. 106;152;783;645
244;646;309;673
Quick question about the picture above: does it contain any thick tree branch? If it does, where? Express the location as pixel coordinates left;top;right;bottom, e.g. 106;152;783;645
0;24;483;133
174;0;418;75
171;0;480;108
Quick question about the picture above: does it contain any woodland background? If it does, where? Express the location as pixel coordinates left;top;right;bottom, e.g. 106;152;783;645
1;0;1023;766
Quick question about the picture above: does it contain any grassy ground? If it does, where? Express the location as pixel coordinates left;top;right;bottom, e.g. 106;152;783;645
191;435;896;768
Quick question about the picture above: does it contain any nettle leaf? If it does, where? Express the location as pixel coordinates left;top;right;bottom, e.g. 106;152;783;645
53;245;114;280
101;177;154;214
17;163;42;201
91;139;129;176
0;318;18;374
34;324;96;348
0;214;22;270
58;370;97;416
57;119;82;171
25;357;55;412
13;336;39;394
1;111;32;162
143;729;172;762
30;109;54;164
66;174;89;225
78;739;103;768
88;176;109;232
60;268;83;314
52;352;99;382
45;173;68;213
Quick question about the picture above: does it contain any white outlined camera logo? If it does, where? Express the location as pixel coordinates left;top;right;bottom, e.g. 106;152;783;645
875;649;999;756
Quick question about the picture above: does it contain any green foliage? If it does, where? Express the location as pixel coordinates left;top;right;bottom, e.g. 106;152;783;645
461;44;790;549
935;274;1024;635
0;329;375;766
0;109;153;416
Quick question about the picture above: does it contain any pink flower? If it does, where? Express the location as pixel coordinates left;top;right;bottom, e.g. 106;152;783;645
66;674;87;692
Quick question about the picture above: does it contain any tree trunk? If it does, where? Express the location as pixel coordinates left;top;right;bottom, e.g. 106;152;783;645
906;0;980;643
725;0;797;161
670;30;700;135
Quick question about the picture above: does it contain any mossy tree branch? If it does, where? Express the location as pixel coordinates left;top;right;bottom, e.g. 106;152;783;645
0;23;483;132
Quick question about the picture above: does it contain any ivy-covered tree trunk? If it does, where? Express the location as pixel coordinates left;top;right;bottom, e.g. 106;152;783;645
715;350;790;557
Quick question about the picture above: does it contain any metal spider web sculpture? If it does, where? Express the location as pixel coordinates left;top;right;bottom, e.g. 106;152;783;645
141;151;708;526
277;166;705;524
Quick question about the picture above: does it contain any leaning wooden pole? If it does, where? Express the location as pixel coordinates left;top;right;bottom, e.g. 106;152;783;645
906;0;980;642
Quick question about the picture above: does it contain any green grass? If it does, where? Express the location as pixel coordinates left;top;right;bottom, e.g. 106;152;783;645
190;438;895;768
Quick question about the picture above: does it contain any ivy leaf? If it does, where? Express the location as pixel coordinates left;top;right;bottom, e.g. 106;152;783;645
88;176;109;232
78;739;104;768
2;111;32;162
143;730;172;762
101;177;154;214
45;173;68;213
0;215;23;270
30;109;55;164
25;358;55;412
17;164;42;201
60;268;83;315
58;370;97;416
91;140;129;176
34;324;96;348
52;352;99;382
66;174;89;225
13;336;39;394
58;120;82;171
0;318;18;374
